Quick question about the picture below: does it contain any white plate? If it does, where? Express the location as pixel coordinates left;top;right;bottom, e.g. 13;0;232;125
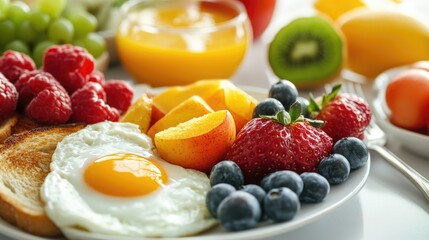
0;85;370;240
373;66;429;157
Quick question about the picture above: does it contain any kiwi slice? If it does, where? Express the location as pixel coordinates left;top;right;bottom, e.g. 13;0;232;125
268;16;343;87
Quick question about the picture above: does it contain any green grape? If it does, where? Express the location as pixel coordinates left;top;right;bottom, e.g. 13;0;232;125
4;40;30;55
30;11;50;33
66;11;97;38
34;33;50;44
37;0;66;18
18;20;37;44
74;33;106;58
0;0;10;20
0;19;15;45
48;18;74;43
6;1;30;25
32;40;54;67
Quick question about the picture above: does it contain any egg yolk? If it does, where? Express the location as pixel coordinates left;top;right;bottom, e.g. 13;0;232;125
84;153;168;197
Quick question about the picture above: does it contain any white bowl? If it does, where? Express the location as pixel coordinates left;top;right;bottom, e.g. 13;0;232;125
372;66;429;157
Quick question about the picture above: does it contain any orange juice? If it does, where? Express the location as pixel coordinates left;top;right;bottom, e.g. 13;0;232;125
116;0;251;87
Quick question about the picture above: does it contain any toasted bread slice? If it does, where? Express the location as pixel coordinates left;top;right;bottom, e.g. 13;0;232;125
0;124;85;237
11;114;43;135
0;114;18;143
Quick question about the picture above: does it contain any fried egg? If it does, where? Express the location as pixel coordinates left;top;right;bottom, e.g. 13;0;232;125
41;122;216;237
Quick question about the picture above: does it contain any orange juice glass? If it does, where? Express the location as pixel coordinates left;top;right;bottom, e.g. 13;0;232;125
116;0;252;87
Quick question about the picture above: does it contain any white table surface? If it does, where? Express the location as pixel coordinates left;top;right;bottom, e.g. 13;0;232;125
1;0;428;239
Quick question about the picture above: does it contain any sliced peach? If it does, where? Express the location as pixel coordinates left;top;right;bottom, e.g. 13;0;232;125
205;85;257;131
154;110;236;172
152;79;257;132
147;96;214;139
150;105;166;126
152;80;228;113
120;93;153;133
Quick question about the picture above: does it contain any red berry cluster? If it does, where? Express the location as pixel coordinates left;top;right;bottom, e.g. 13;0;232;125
0;45;133;124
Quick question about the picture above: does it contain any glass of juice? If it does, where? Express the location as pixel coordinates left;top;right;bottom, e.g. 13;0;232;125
116;0;252;87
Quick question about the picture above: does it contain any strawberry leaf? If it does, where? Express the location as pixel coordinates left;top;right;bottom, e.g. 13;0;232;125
261;110;291;125
305;119;326;128
322;83;342;106
308;93;320;112
307;84;342;118
277;110;291;125
289;101;302;122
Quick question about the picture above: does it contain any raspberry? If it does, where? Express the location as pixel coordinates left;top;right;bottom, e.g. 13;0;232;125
14;70;72;124
43;44;94;94
0;50;36;83
87;70;105;86
15;71;64;110
0;74;18;121
104;80;134;114
26;89;72;125
70;82;120;124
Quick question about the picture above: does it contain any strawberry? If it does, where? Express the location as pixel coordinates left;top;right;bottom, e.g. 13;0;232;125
226;102;333;183
309;84;372;143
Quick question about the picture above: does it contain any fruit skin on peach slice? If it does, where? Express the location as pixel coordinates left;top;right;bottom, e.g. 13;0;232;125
152;80;257;131
154;110;236;173
147;96;214;139
120;93;153;133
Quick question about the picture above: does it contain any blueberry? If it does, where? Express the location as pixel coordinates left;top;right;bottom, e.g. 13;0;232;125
206;183;236;218
240;184;266;206
318;154;350;185
263;188;300;222
252;98;285;118
333;137;369;170
296;96;310;118
217;191;261;231
260;170;303;196
210;160;244;189
268;80;298;110
299;172;330;203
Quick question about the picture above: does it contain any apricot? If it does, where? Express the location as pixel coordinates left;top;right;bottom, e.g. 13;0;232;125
154;110;236;172
385;69;429;130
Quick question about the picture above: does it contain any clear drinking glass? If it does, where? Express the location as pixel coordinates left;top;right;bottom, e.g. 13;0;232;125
116;0;252;87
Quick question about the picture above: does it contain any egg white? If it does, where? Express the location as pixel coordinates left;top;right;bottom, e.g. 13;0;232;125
41;121;216;237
